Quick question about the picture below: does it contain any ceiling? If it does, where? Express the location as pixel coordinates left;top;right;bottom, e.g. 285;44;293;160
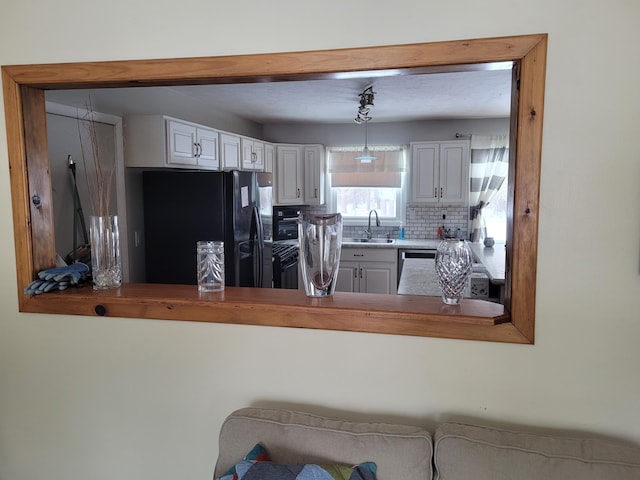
45;63;513;125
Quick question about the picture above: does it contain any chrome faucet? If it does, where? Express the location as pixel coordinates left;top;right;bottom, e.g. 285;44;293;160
366;209;380;239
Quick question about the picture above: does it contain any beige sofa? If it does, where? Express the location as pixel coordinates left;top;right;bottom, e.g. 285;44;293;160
214;407;640;480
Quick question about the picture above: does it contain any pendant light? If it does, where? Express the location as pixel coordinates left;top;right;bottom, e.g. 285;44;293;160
355;120;376;163
354;86;376;163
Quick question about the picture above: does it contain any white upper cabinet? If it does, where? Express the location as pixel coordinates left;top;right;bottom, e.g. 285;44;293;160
219;132;241;170
275;144;304;204
264;143;275;173
124;116;220;170
195;127;219;169
167;120;198;166
241;137;265;171
410;140;470;204
303;144;325;205
275;143;325;205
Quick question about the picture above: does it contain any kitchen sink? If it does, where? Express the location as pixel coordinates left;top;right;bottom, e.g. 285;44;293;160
343;238;395;244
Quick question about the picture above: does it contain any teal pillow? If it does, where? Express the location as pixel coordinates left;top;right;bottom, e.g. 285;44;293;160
234;459;377;480
218;444;270;480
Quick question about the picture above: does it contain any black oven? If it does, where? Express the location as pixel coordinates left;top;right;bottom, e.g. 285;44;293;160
272;242;298;289
273;206;302;241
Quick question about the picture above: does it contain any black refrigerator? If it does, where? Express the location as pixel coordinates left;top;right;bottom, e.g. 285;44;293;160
142;170;269;288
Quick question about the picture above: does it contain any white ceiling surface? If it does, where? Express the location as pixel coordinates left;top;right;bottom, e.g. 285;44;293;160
46;69;512;125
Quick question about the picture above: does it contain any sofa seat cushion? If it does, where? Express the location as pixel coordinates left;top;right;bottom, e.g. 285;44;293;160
214;408;433;480
434;422;640;480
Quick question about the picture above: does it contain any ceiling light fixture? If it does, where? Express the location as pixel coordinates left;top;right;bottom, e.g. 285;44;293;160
354;86;376;163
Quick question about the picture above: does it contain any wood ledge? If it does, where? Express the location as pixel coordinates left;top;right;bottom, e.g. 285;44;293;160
19;284;528;343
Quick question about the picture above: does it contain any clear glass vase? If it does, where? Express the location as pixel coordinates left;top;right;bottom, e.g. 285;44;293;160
89;215;122;289
298;213;343;297
435;238;472;305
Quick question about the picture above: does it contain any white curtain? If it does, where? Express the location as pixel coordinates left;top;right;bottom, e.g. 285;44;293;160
469;135;509;243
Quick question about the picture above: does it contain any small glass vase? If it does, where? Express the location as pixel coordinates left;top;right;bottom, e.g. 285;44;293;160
298;213;343;297
435;238;473;305
89;215;122;290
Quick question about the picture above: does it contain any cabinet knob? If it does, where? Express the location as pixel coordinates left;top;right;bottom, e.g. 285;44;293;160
314;188;318;198
297;188;301;198
440;187;443;198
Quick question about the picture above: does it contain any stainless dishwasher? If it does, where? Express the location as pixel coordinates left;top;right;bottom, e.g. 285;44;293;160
397;249;437;286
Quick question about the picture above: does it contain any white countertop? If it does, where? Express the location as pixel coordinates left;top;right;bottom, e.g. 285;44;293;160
468;242;506;284
341;238;441;249
397;258;442;296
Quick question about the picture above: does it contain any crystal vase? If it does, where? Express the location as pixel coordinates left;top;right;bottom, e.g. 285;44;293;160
298;213;343;297
435;239;473;305
89;215;122;289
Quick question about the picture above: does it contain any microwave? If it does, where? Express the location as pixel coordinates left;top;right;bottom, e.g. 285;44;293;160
273;206;302;241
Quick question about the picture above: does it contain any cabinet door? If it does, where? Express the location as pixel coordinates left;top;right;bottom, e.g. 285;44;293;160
335;261;359;292
275;145;303;204
220;133;240;170
410;142;439;203
360;262;396;294
167;120;197;166
241;139;265;171
439;142;469;204
196;127;219;169
264;143;275;173
303;145;325;205
252;141;265;171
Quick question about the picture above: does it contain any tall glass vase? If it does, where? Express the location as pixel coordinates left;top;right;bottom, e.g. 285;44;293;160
89;215;122;289
435;239;473;305
298;213;343;297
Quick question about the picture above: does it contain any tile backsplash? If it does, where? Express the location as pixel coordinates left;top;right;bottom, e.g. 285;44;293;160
299;203;469;240
405;203;468;240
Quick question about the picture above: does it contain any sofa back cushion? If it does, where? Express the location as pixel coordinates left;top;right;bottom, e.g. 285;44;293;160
434;422;640;480
214;408;433;480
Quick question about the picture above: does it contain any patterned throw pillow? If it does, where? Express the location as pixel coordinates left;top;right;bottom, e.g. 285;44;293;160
218;444;271;480
233;459;377;480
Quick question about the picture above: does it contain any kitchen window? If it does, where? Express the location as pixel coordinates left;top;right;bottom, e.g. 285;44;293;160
327;146;407;224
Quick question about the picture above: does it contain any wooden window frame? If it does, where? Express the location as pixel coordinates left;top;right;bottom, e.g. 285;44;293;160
1;33;546;343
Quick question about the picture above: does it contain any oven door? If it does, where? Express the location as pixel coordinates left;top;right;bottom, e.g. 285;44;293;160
275;217;299;241
279;259;299;290
273;206;302;241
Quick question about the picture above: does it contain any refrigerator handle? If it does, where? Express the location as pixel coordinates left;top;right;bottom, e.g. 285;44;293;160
251;205;264;288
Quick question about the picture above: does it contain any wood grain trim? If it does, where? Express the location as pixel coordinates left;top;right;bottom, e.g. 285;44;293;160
2;34;547;343
3;70;34;308
20;285;531;343
2;34;547;89
509;35;547;342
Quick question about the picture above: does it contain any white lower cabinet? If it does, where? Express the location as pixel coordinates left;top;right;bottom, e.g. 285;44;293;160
336;247;397;294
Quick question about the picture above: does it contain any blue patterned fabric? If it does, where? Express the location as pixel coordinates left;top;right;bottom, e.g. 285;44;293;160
231;460;377;480
219;444;271;480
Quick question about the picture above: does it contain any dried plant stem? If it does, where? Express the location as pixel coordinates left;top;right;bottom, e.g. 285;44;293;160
77;98;115;218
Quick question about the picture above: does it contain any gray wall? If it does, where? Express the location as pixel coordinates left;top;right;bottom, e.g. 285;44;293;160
265;117;509;145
